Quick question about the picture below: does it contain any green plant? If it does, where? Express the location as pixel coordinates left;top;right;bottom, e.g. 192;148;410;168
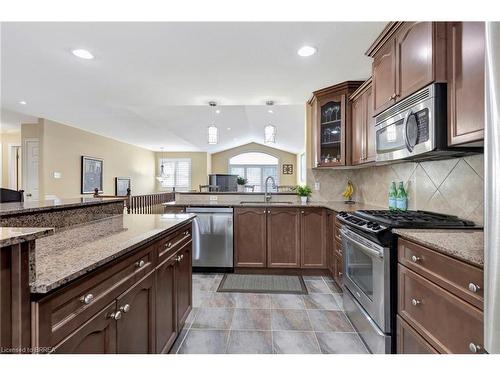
236;176;247;185
295;185;312;197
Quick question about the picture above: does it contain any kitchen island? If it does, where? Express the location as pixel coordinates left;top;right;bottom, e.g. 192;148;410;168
0;213;195;354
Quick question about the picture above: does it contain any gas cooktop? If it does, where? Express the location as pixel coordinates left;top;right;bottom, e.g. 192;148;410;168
354;210;476;228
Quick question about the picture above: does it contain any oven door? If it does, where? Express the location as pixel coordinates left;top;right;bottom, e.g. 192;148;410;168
341;226;390;332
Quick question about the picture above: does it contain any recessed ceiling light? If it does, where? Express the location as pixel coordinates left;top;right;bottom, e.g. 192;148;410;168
19;100;27;105
71;49;94;60
297;45;317;57
268;109;274;114
215;109;221;114
227;127;231;131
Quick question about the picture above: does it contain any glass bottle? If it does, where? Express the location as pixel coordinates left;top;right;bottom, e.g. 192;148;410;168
388;182;397;211
396;182;408;211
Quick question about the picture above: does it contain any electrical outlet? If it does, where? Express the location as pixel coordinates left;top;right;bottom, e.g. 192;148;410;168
314;182;320;191
209;195;218;201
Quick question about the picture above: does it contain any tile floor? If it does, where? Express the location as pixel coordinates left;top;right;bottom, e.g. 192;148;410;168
169;274;369;354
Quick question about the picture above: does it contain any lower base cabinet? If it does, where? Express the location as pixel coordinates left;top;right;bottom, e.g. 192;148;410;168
155;254;178;353
397;315;438;354
175;243;193;329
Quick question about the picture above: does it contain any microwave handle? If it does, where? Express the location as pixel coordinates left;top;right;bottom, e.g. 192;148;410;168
403;110;413;152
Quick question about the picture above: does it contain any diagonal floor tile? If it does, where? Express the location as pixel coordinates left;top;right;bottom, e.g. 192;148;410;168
304;294;341;310
271;309;312;331
226;330;272;354
305;280;331;294
177;329;229;354
307;310;354;332
191;308;234;329
273;331;320;354
233;293;271;309
271;294;305;309
205;292;237;308
231;308;271;330
316;332;368;354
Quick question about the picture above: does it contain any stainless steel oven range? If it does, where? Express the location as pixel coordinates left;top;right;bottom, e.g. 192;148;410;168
336;210;476;354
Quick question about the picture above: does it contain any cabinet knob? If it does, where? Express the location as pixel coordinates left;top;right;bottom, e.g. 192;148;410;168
411;298;421;306
110;311;122;320
263;210;266;213
183;231;189;235
120;304;131;313
166;242;172;249
301;210;305;214
468;283;481;293
136;260;145;268
468;342;483;354
411;255;421;263
80;293;94;305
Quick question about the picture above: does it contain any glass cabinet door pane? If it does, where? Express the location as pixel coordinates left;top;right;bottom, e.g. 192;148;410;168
320;100;342;164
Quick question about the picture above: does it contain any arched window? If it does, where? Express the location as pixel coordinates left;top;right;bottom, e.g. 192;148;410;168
229;152;279;192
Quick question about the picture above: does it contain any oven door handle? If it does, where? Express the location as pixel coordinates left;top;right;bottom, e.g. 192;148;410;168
340;228;384;259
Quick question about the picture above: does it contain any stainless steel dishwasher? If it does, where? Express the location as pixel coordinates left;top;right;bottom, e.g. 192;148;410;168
185;207;234;271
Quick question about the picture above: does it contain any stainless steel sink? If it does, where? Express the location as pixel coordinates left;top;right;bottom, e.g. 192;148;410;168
239;201;293;205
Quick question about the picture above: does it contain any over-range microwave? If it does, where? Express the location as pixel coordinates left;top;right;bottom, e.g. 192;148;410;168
375;83;481;162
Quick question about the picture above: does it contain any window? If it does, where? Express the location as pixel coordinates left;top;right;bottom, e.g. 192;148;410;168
229;152;279;192
158;158;191;191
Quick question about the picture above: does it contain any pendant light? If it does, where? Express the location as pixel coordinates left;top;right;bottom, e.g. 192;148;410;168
207;101;219;145
156;147;169;183
264;101;277;144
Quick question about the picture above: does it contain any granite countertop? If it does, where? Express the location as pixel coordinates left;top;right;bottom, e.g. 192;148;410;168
0;197;126;217
31;213;195;294
164;200;384;212
0;227;54;247
393;228;484;267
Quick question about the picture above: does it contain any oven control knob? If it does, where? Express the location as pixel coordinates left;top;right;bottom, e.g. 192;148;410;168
372;224;381;230
366;222;373;228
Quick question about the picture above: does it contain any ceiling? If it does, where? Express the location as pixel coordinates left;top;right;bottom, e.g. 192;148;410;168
0;22;386;153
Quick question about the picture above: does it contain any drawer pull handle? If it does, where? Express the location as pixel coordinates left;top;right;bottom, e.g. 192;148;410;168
120;304;131;313
411;298;421;306
136;260;145;268
176;254;184;262
166;242;172;249
411;255;421;263
183;231;189;235
468;283;481;293
109;311;122;320
80;293;94;305
468;342;483;354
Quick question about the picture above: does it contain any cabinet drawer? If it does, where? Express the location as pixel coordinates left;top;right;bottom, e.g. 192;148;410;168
335;239;343;257
398;238;483;310
34;243;156;347
398;264;483;353
157;224;191;263
334;219;342;243
397;315;438;354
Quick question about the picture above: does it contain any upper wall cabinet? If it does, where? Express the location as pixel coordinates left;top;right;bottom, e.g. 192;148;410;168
447;22;485;146
367;22;446;116
310;81;363;167
350;78;376;165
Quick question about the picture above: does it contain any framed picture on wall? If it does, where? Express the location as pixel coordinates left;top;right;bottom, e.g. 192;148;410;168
115;177;131;196
81;156;103;194
282;164;293;175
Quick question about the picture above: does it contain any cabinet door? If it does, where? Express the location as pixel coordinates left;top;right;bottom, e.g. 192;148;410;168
175;243;192;329
316;95;346;166
351;93;365;165
234;207;267;267
333;240;343;287
373;39;396;115
267;208;300;268
364;86;377;163
116;272;155;354
447;22;485;146
53;302;117;354
155;256;177;353
300;208;327;268
397;315;438;354
396;22;434;100
327;212;335;276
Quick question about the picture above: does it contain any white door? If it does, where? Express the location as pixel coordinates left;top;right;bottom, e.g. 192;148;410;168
23;139;39;201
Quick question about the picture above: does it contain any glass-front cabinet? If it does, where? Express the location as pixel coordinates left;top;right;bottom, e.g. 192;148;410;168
311;81;363;167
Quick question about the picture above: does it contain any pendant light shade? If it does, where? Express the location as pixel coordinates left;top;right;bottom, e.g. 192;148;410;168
208;125;218;145
156;147;170;183
264;124;276;144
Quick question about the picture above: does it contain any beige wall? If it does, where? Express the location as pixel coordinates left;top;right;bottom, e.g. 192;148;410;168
29;119;156;199
0;131;22;188
155;151;210;191
211;142;299;186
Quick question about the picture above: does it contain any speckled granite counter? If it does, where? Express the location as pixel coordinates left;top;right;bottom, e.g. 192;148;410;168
164;200;384;212
31;213;195;293
393;229;484;267
0;227;54;247
0;197;125;216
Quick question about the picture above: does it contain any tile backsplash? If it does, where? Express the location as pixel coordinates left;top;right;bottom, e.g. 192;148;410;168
308;154;484;225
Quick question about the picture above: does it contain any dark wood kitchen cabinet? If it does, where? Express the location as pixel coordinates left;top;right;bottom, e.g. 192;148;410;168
267;208;301;268
175;242;192;328
53;302;118;354
310;81;363;167
116;273;155;354
155;254;177;353
367;22;446;116
350;78;376;165
234;207;267;267
447;22;485;146
300;207;327;268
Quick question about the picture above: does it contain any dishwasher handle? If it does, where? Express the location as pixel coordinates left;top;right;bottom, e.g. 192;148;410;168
185;207;233;214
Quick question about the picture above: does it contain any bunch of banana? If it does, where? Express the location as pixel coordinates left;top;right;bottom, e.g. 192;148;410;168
342;180;354;201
